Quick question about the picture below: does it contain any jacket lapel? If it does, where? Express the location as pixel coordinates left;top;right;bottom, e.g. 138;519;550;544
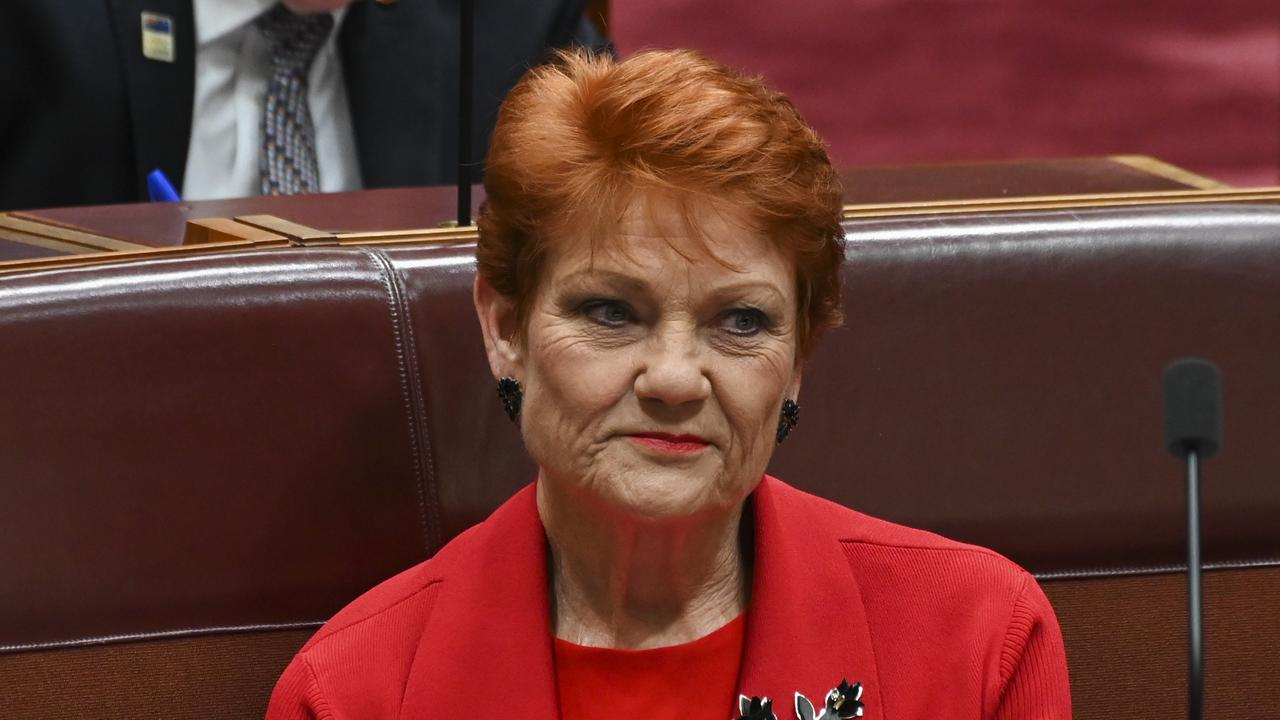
104;0;195;198
738;477;884;719
399;484;560;717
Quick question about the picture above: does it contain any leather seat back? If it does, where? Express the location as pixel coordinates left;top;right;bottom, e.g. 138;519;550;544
1;202;1278;719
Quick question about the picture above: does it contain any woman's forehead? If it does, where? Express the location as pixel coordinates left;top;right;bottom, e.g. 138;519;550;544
543;234;795;305
548;193;791;280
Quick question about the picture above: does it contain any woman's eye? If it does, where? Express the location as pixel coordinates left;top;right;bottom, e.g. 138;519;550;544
721;308;766;336
583;300;632;327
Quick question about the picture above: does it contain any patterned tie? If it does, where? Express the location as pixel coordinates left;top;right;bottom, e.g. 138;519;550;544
255;4;334;195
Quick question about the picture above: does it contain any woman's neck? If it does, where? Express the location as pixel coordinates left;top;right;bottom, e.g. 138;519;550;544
537;480;749;650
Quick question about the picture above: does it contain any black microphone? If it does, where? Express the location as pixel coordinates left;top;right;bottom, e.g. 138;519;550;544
1162;358;1223;720
1164;359;1223;459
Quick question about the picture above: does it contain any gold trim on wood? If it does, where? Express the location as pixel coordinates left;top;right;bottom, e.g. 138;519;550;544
0;214;151;252
184;218;290;246
0;228;99;256
234;215;334;243
6;189;1280;276
841;187;1280;219
1109;154;1229;190
0;240;290;276
334;225;478;245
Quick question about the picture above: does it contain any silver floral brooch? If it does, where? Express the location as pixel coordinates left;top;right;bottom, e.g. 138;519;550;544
737;679;864;720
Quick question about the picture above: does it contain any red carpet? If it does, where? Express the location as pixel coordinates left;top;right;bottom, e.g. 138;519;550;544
611;1;1280;187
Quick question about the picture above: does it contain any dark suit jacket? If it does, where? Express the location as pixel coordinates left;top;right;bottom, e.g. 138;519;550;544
265;477;1072;719
0;0;605;211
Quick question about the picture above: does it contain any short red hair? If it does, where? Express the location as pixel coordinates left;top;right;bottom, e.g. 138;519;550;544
477;49;844;355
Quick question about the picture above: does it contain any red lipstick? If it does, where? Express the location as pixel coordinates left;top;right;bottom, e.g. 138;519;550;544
628;432;710;454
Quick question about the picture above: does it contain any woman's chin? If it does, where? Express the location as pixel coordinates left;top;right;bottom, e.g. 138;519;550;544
591;468;739;523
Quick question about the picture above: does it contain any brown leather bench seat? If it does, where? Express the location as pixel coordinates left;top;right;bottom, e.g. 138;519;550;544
1;202;1277;719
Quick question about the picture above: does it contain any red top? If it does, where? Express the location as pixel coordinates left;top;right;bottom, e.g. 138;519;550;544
554;614;747;720
267;477;1072;719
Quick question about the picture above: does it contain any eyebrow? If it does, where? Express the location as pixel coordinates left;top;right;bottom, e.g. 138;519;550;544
555;268;788;306
556;269;651;295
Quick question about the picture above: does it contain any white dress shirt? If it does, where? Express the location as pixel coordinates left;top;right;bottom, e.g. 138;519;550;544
183;0;363;200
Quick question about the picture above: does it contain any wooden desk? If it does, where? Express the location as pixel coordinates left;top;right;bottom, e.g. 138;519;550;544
0;155;1236;267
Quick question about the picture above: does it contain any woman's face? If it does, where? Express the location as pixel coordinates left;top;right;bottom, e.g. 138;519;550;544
479;197;802;521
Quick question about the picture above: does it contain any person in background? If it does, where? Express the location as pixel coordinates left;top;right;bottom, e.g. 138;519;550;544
266;48;1072;719
0;0;606;210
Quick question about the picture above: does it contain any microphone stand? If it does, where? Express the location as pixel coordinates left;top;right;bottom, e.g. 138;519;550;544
456;0;474;227
1162;356;1220;720
1185;449;1203;720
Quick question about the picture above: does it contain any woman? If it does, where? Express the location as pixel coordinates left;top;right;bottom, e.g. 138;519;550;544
267;49;1070;719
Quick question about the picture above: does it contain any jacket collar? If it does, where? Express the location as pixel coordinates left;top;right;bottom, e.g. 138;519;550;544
400;476;881;719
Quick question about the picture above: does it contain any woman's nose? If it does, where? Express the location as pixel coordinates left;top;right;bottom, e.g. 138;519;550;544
633;329;711;406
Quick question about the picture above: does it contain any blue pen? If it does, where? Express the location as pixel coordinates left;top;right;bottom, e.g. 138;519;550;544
147;168;181;202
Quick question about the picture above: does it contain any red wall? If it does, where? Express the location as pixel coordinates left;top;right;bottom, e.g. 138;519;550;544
611;0;1280;186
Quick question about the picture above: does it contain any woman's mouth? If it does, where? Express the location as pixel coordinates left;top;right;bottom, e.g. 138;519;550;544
627;432;711;455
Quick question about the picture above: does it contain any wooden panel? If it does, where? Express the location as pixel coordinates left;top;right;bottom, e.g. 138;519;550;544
13;185;477;251
183;218;289;246
0;234;92;261
234;215;333;244
12;158;1219;251
0;214;148;253
838;155;1210;205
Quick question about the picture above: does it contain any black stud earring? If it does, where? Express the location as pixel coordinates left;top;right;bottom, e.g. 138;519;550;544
496;377;523;423
776;399;800;444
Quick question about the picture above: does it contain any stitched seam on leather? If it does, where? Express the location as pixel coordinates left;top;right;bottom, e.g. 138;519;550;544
365;248;432;557
0;621;325;654
371;248;442;554
1033;557;1280;580
842;539;1280;580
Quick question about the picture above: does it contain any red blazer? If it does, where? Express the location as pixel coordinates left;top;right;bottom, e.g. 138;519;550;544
266;477;1071;719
